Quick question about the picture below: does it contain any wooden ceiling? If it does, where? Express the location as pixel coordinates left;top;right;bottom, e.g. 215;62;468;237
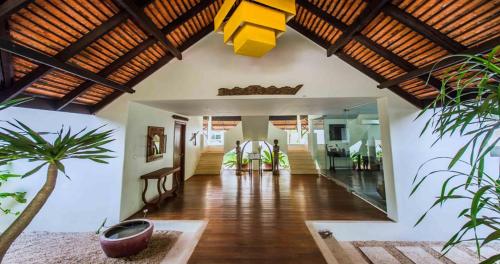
0;0;498;114
270;115;308;130
204;116;241;131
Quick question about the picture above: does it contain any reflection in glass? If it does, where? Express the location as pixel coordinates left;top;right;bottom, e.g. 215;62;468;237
309;102;387;212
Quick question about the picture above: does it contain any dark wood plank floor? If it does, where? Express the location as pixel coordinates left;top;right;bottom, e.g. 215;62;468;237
143;170;387;263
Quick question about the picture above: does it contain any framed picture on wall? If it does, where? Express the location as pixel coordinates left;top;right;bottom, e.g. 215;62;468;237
329;124;347;141
147;126;166;162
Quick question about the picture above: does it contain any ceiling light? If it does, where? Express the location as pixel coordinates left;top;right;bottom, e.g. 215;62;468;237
214;0;296;57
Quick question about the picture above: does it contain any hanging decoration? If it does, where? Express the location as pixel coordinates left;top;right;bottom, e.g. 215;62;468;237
214;0;296;57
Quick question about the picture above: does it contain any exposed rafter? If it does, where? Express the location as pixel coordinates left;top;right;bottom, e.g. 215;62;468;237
352;35;443;90
0;0;497;114
0;19;12;89
0;39;134;94
161;0;214;33
288;20;328;49
288;20;424;109
294;2;438;105
382;4;465;53
295;0;347;31
114;0;182;60
91;24;214;114
327;0;391;57
378;36;500;89
0;10;131;102
59;0;215;111
56;39;156;110
0;0;31;21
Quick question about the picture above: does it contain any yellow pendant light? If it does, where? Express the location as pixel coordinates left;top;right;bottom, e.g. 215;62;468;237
214;0;296;57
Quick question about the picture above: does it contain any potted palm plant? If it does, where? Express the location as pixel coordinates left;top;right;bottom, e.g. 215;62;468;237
412;47;499;263
0;106;115;261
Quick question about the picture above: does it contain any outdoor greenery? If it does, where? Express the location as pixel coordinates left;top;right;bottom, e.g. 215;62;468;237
261;149;289;168
0;101;115;261
412;48;499;264
223;150;248;168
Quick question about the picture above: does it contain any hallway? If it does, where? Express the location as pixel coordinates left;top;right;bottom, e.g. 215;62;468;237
143;170;387;263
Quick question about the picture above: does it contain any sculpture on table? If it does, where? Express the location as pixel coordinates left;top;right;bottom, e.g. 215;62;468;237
272;139;280;176
236;140;242;176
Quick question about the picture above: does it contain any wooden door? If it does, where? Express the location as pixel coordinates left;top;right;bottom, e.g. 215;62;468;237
173;121;186;189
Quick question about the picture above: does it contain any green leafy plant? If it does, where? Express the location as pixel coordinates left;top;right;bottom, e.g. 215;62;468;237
0;98;31;217
223;150;248;168
261;149;289;168
0;171;26;216
0;98;31;111
0;120;115;261
411;47;499;264
350;151;360;163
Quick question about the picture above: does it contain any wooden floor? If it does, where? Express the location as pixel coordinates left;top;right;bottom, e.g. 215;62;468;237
142;170;387;263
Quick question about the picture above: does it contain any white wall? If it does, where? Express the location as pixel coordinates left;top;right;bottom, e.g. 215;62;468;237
224;122;243;153
267;123;288;154
0;108;126;232
314;93;498;241
127;28;390;103
120;103;203;219
0;102;203;232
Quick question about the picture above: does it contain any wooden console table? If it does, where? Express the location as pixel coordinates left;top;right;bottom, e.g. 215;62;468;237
140;167;181;209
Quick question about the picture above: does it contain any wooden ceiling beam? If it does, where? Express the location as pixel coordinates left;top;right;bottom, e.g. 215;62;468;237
292;4;433;107
382;4;465;53
0;10;131;102
161;0;214;34
56;38;156;110
62;1;215;111
295;0;347;31
353;35;443;90
297;0;442;89
327;0;391;57
0;0;31;21
288;20;329;49
289;20;424;109
114;0;182;60
11;96;91;114
0;39;134;94
378;36;500;88
0;19;13;90
91;24;213;114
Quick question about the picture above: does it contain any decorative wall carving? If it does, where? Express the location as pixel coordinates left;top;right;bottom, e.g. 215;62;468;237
217;85;303;96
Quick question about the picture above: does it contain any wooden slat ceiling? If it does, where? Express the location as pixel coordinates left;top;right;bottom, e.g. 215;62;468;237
0;0;498;114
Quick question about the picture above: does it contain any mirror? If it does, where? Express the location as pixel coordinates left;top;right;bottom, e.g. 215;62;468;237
147;126;166;162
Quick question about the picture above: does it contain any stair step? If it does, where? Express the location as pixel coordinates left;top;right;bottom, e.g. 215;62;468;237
194;151;224;175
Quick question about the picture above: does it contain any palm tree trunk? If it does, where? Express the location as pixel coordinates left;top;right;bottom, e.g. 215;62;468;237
0;164;58;262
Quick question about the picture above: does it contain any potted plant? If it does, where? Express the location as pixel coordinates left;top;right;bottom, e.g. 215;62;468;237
223;150;249;169
0;112;115;261
261;150;289;170
412;48;499;263
350;151;360;170
262;149;273;170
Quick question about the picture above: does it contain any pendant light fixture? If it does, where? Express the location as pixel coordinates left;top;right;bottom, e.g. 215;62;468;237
214;0;296;57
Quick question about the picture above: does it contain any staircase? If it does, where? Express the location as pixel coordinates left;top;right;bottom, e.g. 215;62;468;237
194;149;224;175
287;148;318;175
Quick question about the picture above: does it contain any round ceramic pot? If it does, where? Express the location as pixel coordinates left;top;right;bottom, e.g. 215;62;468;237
99;219;154;258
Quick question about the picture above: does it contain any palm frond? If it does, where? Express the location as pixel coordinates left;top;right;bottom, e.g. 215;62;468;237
413;47;499;261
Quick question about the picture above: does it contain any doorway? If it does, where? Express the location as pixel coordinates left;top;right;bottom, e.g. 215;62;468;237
173;121;186;189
